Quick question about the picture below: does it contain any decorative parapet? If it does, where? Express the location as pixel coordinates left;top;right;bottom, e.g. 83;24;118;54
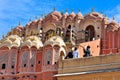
58;53;120;74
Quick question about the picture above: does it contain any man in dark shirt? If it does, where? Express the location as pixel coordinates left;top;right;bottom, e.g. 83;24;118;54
65;48;73;59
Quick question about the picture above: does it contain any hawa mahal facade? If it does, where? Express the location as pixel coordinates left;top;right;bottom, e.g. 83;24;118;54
0;8;120;80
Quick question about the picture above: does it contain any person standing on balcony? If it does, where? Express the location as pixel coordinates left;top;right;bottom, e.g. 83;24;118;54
86;45;91;56
83;45;92;57
65;48;74;59
73;47;79;58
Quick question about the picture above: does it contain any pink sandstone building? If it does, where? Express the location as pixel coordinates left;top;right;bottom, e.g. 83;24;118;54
0;9;120;80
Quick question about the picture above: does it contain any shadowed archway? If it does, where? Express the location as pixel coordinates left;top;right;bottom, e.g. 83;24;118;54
85;25;95;41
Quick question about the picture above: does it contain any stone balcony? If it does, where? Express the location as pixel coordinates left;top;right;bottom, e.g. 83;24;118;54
58;53;120;75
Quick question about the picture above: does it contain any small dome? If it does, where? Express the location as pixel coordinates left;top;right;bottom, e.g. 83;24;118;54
109;20;119;26
75;12;83;20
44;36;66;47
66;12;76;21
33;20;39;23
0;35;22;48
46;11;62;21
85;12;103;19
107;21;119;31
39;18;43;23
51;11;62;18
16;26;23;31
27;22;31;26
70;12;76;18
62;12;69;19
21;36;43;49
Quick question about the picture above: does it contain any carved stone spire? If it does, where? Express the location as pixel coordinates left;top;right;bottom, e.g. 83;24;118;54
78;9;80;13
35;16;38;19
53;6;56;11
72;9;74;12
29;18;32;22
66;8;68;12
61;10;64;15
91;7;94;12
112;16;115;20
18;21;20;26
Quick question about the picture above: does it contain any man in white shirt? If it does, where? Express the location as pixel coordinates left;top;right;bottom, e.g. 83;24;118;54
73;47;79;58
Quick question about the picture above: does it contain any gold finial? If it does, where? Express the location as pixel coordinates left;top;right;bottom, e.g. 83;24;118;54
66;8;68;12
72;9;74;12
11;26;13;30
104;14;106;17
43;13;46;17
100;11;103;14
35;16;38;19
112;16;115;20
2;35;4;39
18;21;20;26
41;13;46;18
61;10;64;15
41;14;44;17
91;7;94;12
29;18;32;22
53;6;56;11
78;9;80;12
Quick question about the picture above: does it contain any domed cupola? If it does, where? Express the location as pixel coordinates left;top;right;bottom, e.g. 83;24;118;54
85;12;103;20
107;18;119;31
0;35;22;49
21;36;43;49
66;10;76;22
45;10;62;22
61;9;69;20
75;10;83;20
44;36;66;47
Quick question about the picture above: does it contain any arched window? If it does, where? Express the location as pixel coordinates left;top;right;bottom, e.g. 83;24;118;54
0;52;8;70
45;49;52;65
45;29;55;40
40;27;42;34
65;25;71;41
2;63;6;69
56;28;62;36
68;25;71;29
85;25;95;41
54;48;59;64
11;52;17;69
21;51;29;67
30;51;36;68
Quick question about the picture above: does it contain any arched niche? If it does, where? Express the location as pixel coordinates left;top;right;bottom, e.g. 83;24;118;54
56;28;62;36
21;46;29;50
43;23;56;33
65;25;71;42
0;46;9;51
43;45;53;66
53;45;60;64
11;46;18;50
31;46;38;50
59;51;65;60
85;25;95;41
45;29;56;40
9;47;18;73
29;46;37;72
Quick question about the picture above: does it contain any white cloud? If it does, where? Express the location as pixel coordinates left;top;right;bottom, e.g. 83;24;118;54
105;4;120;23
0;0;65;39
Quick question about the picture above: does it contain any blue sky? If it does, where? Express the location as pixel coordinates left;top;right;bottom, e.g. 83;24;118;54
0;0;120;39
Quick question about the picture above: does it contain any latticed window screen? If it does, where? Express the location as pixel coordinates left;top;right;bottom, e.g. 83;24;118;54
21;51;29;67
11;52;17;68
0;52;8;69
54;49;59;64
45;49;52;65
30;51;36;67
